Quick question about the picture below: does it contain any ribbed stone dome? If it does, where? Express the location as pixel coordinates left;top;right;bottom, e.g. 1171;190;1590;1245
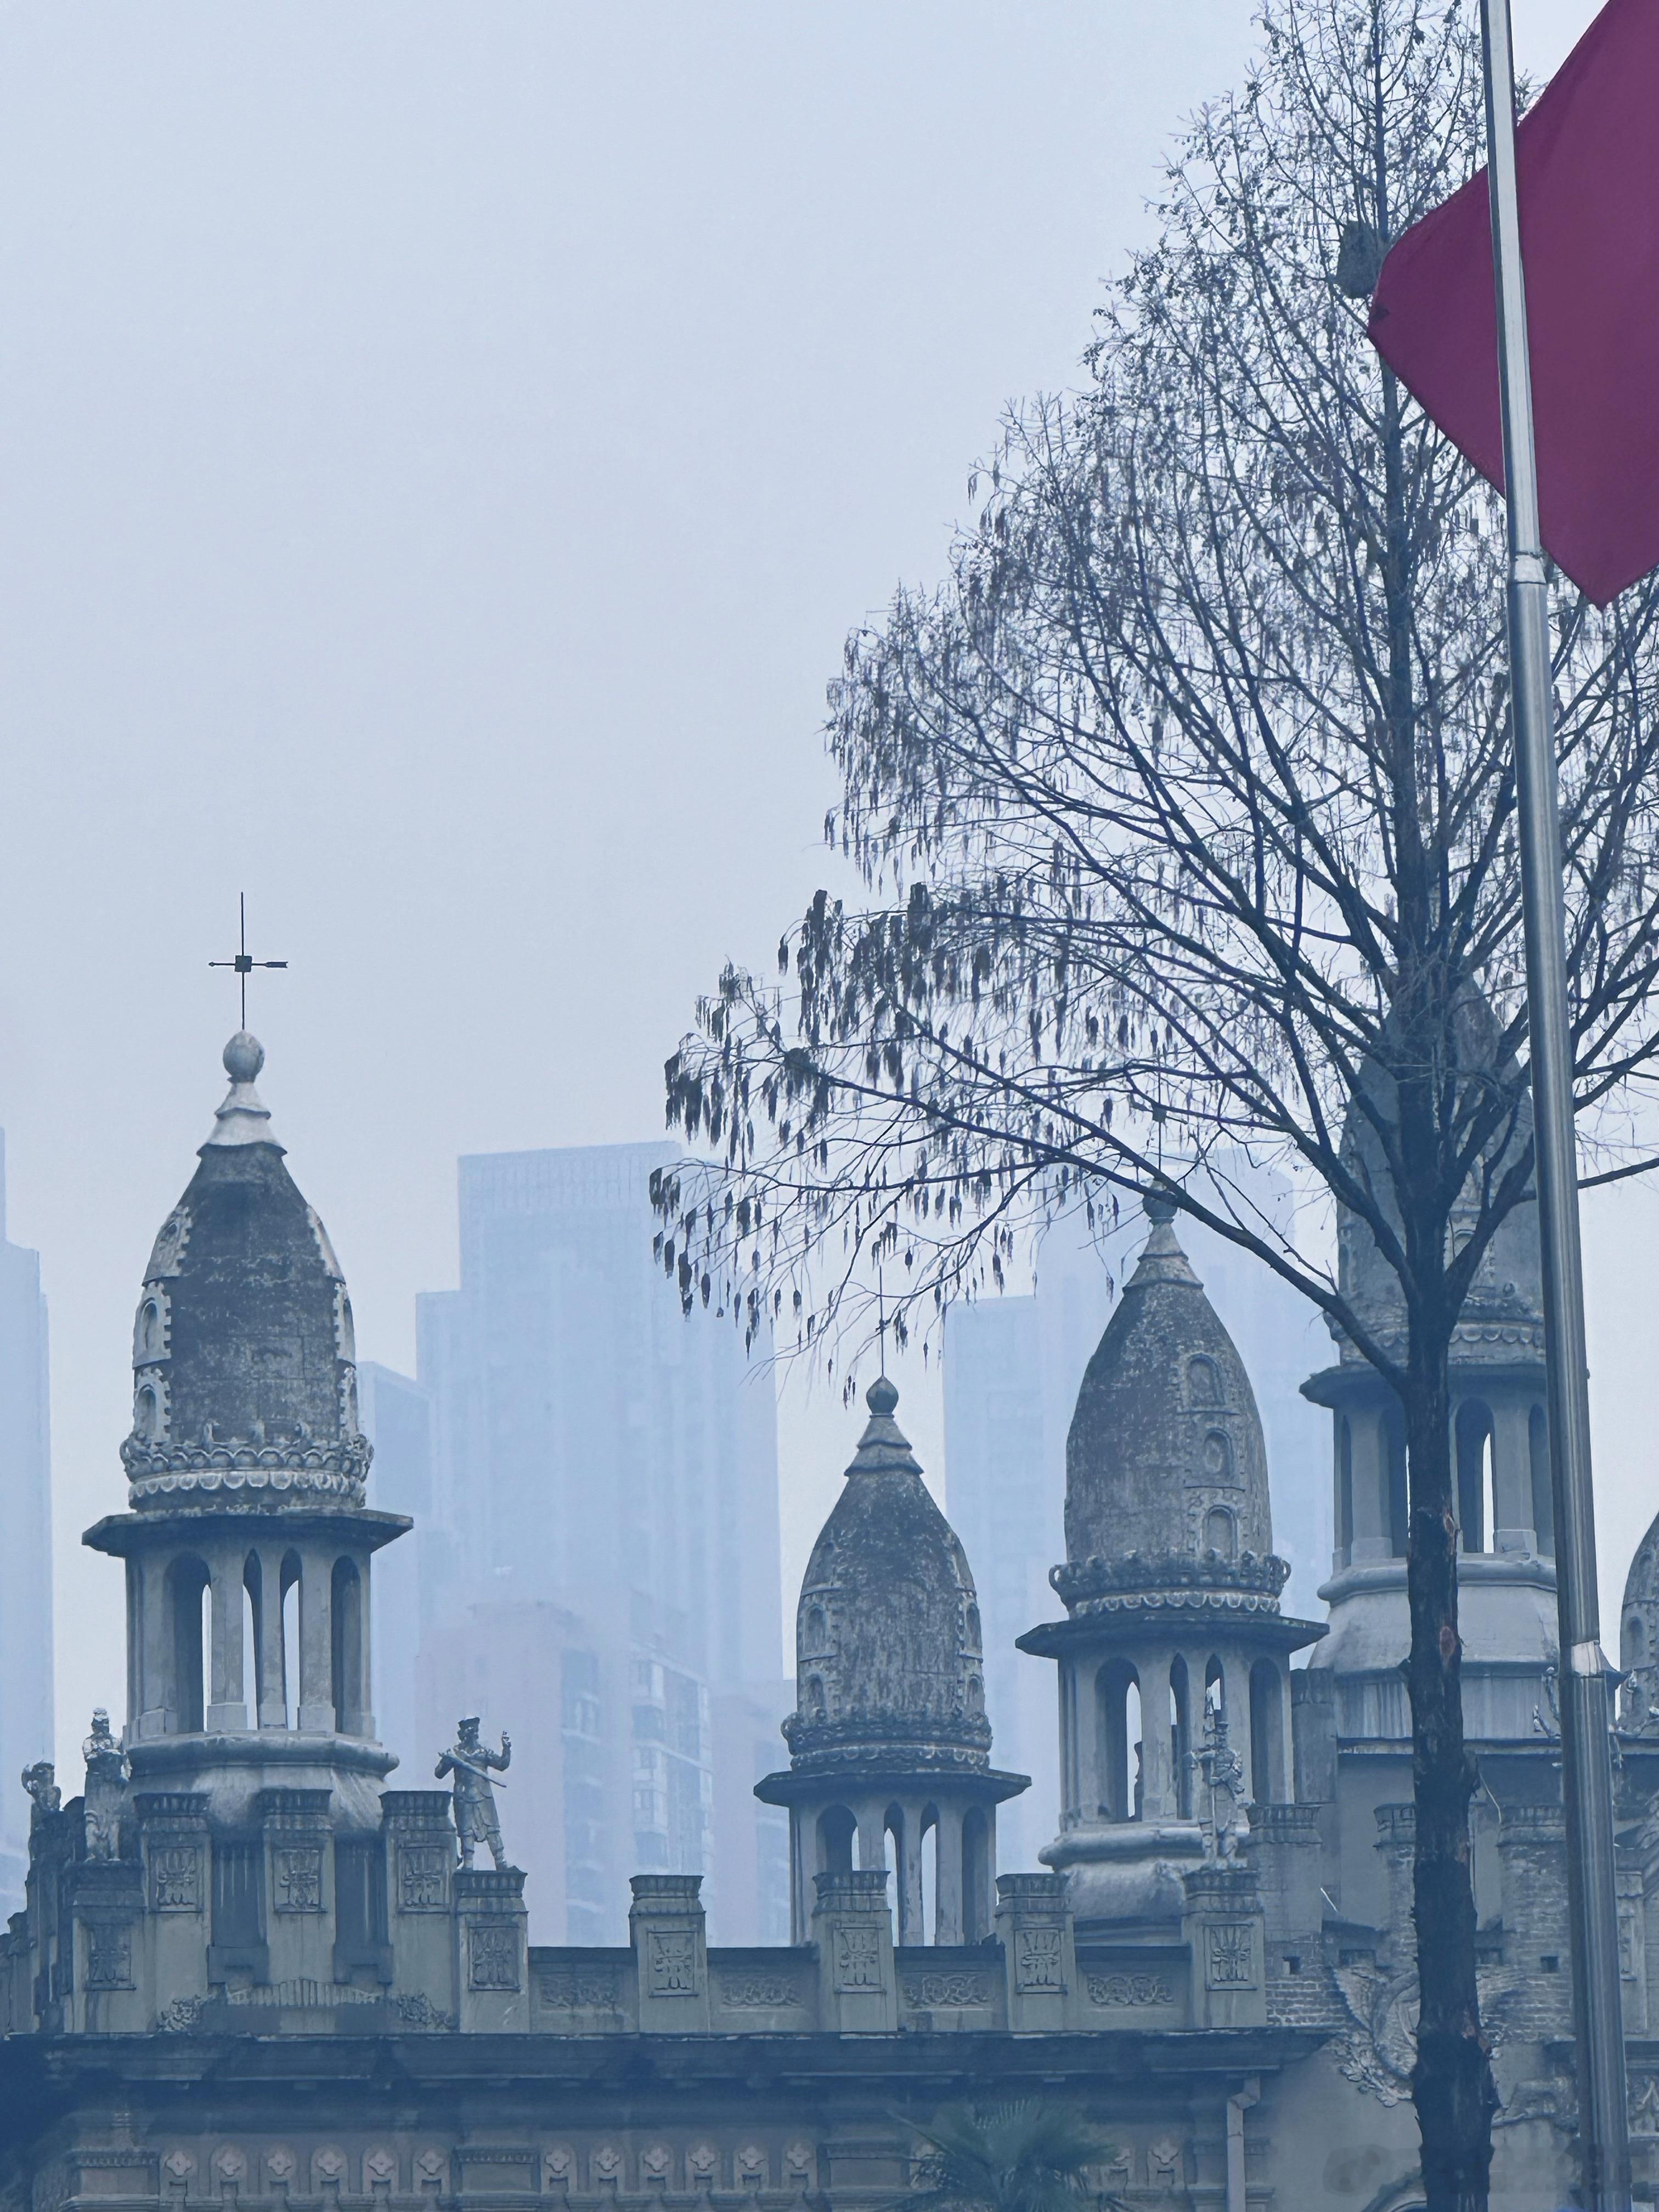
1059;1197;1280;1601
120;1034;370;1509
783;1376;991;1776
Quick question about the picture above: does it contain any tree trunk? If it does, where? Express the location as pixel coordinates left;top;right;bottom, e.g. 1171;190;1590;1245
1403;1324;1498;2211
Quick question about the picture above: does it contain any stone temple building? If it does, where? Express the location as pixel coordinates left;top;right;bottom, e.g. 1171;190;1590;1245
4;1034;1659;2211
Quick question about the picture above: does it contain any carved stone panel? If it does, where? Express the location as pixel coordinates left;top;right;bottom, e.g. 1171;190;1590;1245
150;1845;201;1913
468;1921;520;1991
1086;1969;1175;2007
398;1845;449;1912
1015;1925;1066;1992
1205;1921;1257;1988
86;1922;135;1989
274;1847;323;1913
902;1970;992;2007
716;1970;807;2010
833;1925;882;1991
647;1928;699;1997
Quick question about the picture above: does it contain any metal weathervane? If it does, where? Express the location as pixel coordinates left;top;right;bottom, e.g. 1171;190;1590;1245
210;893;288;1030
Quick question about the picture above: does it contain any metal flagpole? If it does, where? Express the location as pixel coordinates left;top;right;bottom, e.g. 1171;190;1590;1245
1478;3;1631;2203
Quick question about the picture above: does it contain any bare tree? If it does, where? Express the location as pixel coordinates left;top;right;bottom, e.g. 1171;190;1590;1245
655;4;1659;2205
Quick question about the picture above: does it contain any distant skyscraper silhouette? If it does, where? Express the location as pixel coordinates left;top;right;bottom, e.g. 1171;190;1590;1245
0;1133;54;1916
372;1142;788;1944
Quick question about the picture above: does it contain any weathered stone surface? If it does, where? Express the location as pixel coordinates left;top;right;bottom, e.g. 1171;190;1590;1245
1064;1197;1274;1578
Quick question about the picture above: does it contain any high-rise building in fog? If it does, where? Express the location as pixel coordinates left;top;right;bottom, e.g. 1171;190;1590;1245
373;1142;788;1944
943;1179;1328;1865
0;1133;53;1917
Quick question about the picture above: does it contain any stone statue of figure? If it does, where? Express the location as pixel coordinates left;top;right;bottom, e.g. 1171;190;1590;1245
82;1708;127;1863
1192;1705;1245;1862
20;1762;59;1828
435;1716;511;1869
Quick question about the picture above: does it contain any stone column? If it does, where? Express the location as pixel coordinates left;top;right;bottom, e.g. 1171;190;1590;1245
994;1872;1076;2033
630;1874;710;2032
297;1547;334;1732
1348;1405;1392;1563
135;1554;171;1740
1497;1802;1573;2036
136;1792;211;2015
1489;1397;1536;1553
254;1548;287;1729
1138;1647;1178;1819
896;1805;926;1946
383;1790;458;2019
454;1866;528;2032
933;1805;964;1945
810;1869;895;2033
1248;1803;1324;1950
1069;1656;1105;1821
257;1789;332;1989
1181;1861;1266;2029
206;1547;247;1733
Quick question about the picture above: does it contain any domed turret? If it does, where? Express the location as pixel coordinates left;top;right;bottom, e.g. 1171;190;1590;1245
122;1032;369;1510
85;1037;408;1830
758;1378;1026;1946
1060;1195;1275;1594
1019;1197;1321;1930
785;1376;989;1773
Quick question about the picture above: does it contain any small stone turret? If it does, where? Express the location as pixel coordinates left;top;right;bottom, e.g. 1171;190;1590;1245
1305;1020;1558;1745
84;1035;409;1828
1020;1197;1321;1930
756;1376;1026;1945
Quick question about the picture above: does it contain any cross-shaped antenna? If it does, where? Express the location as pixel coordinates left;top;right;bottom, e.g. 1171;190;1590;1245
210;893;288;1030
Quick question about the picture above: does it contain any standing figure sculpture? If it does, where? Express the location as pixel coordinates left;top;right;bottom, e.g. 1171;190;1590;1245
1192;1704;1246;1863
435;1716;511;1869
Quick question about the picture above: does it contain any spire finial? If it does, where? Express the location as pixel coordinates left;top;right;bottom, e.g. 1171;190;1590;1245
210;893;288;1031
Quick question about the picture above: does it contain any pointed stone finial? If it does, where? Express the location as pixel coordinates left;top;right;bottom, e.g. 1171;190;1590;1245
204;1033;280;1150
1130;1189;1201;1289
846;1374;922;1476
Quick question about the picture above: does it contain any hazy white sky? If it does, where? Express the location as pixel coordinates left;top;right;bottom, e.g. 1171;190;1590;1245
0;1;1626;1768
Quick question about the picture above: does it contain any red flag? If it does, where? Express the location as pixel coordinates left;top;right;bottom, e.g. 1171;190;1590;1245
1368;0;1659;606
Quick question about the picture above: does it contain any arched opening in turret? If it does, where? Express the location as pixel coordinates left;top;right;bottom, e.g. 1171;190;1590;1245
817;1804;855;1876
1097;1659;1141;1822
883;1804;906;1943
1530;1404;1555;1558
1204;1653;1225;1723
1249;1658;1284;1804
1204;1505;1237;1560
961;1806;989;1942
134;1383;159;1441
1169;1657;1192;1818
967;1672;985;1718
804;1604;826;1651
280;1551;302;1724
137;1297;163;1360
919;1808;939;1944
166;1555;211;1734
1187;1355;1222;1407
1455;1401;1495;1553
331;1557;364;1734
805;1673;826;1718
1383;1399;1409;1558
966;1601;981;1652
1336;1417;1355;1562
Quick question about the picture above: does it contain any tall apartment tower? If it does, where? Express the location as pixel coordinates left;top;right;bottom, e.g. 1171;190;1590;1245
388;1143;788;1945
944;1177;1327;1866
0;1132;53;1917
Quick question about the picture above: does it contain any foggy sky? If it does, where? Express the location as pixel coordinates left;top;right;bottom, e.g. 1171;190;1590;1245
0;2;1628;1774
